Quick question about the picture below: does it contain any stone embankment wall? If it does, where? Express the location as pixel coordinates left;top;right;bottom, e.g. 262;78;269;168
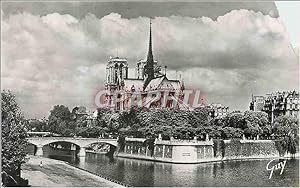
213;139;279;160
117;138;215;163
116;138;295;163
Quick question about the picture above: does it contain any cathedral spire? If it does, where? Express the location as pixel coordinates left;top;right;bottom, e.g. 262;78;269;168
143;18;155;90
147;19;153;63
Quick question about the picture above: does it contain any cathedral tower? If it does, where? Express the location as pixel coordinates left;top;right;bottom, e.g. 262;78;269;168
105;57;128;91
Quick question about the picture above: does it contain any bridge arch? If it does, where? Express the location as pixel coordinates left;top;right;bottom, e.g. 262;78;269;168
27;140;81;156
83;141;118;156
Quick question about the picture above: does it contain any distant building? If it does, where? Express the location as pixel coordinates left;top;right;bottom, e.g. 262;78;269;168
206;103;230;118
250;90;299;123
104;20;185;111
250;95;265;112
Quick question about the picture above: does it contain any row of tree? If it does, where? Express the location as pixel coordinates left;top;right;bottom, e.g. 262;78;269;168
26;104;299;141
27;104;298;156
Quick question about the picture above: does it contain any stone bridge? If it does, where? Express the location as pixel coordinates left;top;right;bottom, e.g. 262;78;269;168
27;137;118;156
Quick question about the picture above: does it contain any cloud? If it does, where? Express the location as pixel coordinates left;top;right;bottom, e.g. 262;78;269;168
1;10;298;118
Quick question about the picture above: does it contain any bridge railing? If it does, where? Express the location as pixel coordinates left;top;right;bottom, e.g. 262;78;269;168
27;137;117;140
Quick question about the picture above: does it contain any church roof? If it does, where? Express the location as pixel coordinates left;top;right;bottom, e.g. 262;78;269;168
144;76;164;91
144;76;182;91
123;76;182;92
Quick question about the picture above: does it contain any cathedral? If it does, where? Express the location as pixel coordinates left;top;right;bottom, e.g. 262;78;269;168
104;20;185;111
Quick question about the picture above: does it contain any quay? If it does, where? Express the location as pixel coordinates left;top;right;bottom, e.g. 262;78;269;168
116;137;299;163
21;156;124;187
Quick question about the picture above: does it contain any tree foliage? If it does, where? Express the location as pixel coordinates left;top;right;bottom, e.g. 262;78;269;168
26;102;298;145
25;118;48;132
273;115;298;137
1;90;28;186
243;111;270;138
48;105;72;134
117;135;126;152
223;111;245;129
273;115;299;156
219;111;271;139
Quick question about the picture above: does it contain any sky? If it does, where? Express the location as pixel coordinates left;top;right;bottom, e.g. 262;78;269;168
275;1;300;47
1;1;299;118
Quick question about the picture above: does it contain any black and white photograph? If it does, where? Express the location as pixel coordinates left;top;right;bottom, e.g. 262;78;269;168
1;0;299;187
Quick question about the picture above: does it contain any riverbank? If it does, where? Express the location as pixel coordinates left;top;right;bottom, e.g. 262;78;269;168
118;138;299;164
117;152;299;164
21;156;123;187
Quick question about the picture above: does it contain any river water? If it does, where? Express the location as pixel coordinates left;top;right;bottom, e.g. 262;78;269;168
43;146;299;187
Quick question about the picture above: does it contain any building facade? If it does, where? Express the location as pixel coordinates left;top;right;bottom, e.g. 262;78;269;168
250;90;299;123
206;103;230;118
104;21;185;111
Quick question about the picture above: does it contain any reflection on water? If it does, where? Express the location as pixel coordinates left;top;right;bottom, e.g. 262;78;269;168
42;145;79;164
45;148;299;187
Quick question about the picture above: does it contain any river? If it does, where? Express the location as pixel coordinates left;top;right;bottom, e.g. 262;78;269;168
42;146;299;187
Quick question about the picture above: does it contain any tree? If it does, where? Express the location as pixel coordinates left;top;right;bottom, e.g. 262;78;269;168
223;111;245;129
192;107;211;127
219;111;271;139
220;127;243;139
210;112;244;139
95;108;110;128
107;112;121;134
25;118;48;132
132;108;212;139
1;90;28;186
273;115;298;137
71;107;79;120
48;105;71;135
118;135;126;152
243;111;270;138
118;107;142;137
75;115;89;128
273;115;299;156
76;127;89;137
